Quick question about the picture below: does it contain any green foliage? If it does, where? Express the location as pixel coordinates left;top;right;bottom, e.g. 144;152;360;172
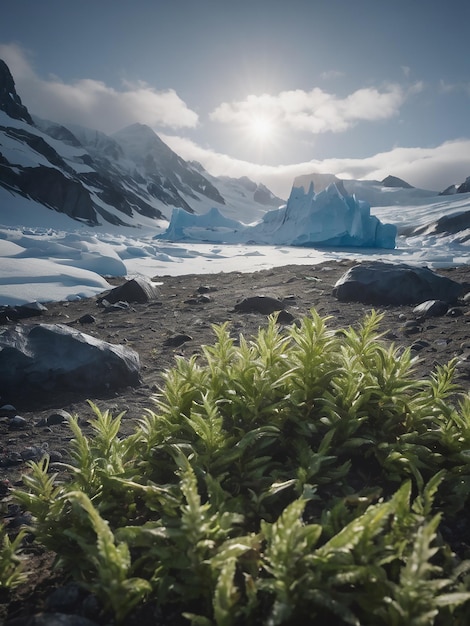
0;524;28;590
12;310;470;624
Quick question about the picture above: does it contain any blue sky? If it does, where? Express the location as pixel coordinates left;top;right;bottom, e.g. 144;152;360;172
1;0;469;197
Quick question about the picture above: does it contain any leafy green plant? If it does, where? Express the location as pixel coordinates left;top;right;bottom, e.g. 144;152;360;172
0;524;28;591
11;310;470;624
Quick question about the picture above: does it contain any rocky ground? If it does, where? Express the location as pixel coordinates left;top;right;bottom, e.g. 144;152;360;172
1;259;470;624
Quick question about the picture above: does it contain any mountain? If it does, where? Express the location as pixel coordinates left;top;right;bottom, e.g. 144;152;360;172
381;175;413;189
0;60;33;124
457;176;470;194
0;60;283;229
439;175;470;196
293;172;436;207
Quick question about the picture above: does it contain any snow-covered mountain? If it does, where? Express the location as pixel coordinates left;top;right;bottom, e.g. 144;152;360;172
1;58;470;255
0;60;284;229
293;172;438;207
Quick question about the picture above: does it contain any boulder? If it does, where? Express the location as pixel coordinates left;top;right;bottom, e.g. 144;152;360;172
0;323;140;406
100;276;160;304
333;262;463;305
234;296;286;314
413;300;449;318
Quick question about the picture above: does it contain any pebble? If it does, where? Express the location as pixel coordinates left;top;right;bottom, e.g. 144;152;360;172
0;404;17;415
78;314;96;324
44;583;82;613
9;415;28;429
164;333;193;347
36;409;71;428
197;285;217;293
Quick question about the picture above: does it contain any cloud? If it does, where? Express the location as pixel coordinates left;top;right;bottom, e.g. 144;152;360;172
0;43;198;132
320;70;345;80
439;79;470;97
162;133;470;199
210;83;419;135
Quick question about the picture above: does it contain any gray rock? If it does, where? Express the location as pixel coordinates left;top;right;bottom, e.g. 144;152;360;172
163;333;193;347
235;295;286;314
0;323;140;406
44;583;81;613
100;276;160;304
413;300;449;318
333;262;463;305
36;409;71;427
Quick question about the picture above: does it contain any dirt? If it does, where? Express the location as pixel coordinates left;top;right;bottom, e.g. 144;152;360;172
1;259;470;623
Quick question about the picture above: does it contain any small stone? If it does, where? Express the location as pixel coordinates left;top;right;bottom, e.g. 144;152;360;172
276;310;295;324
197;285;217;293
20;446;44;461
9;415;28;429
0;451;22;466
163;334;193;347
411;340;431;352
0;404;16;416
78;314;96;324
49;449;64;463
47;410;72;426
45;583;82;612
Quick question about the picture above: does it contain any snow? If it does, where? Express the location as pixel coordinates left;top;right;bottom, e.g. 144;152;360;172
0;183;469;307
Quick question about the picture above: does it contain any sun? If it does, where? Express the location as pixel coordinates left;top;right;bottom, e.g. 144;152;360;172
249;115;275;141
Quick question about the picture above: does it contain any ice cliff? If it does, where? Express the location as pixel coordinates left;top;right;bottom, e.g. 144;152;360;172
157;182;397;249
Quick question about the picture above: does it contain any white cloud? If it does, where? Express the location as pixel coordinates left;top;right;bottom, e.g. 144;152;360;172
0;43;198;132
2;42;468;201
210;83;418;135
162;133;470;199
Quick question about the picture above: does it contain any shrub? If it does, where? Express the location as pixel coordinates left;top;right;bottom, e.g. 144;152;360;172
0;524;28;591
13;311;470;624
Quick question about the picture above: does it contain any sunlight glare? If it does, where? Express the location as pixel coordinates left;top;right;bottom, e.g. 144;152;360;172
249;115;274;141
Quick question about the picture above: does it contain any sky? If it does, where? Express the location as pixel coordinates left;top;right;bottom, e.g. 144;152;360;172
1;0;470;198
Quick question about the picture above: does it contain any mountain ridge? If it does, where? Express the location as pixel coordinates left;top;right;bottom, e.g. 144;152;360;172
0;60;284;228
1;59;469;232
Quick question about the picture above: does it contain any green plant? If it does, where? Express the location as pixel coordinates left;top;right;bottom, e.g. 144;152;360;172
0;524;28;591
12;310;470;624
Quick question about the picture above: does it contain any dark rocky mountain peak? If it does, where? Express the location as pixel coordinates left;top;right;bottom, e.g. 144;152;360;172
0;59;33;124
439;184;458;196
457;176;470;194
381;175;413;189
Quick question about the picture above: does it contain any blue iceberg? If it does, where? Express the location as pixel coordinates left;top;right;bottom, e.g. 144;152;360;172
157;182;397;249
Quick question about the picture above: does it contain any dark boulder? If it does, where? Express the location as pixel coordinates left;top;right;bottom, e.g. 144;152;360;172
235;296;286;314
413;300;449;318
0;301;47;323
100;276;160;304
333;262;463;305
0;323;140;407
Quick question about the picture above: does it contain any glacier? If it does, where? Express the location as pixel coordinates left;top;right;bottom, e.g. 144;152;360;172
157;182;397;249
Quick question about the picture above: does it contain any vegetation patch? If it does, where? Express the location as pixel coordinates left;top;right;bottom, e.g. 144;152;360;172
5;310;470;624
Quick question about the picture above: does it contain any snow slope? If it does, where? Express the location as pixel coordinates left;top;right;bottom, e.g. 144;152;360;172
0;189;469;306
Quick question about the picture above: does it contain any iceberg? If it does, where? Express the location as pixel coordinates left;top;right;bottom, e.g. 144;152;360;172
157;182;397;249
